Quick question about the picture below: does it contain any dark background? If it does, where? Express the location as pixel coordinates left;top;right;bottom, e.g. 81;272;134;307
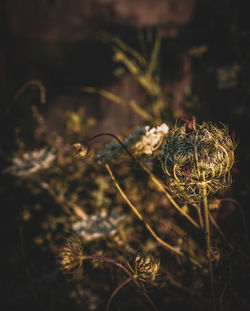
1;0;250;310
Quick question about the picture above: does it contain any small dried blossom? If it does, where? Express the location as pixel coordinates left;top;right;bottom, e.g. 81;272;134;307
3;147;55;176
126;254;160;283
72;142;89;159
55;234;84;279
96;123;169;162
72;210;124;242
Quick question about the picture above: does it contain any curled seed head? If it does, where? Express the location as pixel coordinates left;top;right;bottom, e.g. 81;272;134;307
55;234;84;279
159;121;236;203
133;255;160;283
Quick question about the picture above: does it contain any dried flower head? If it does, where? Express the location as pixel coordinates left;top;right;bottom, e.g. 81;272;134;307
56;234;84;279
159;121;236;203
3;148;55;176
126;255;160;283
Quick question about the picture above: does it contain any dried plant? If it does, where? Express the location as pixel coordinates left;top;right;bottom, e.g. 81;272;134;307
4;31;248;311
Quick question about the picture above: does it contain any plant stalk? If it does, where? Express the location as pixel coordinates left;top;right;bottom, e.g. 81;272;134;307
141;163;200;229
88;132;200;230
105;163;202;268
105;277;133;311
81;255;157;311
201;181;216;310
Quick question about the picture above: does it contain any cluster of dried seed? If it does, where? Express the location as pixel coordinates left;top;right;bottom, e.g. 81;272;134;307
159;121;236;203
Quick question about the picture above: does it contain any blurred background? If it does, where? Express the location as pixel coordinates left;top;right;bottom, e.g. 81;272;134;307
1;1;250;310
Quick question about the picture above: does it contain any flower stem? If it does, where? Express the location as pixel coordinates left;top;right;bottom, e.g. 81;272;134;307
105;163;202;268
195;203;204;229
140;163;200;229
201;181;216;310
105;277;133;311
88;132;199;230
81;255;157;311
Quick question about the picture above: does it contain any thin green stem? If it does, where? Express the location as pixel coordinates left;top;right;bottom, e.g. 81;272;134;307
201;181;216;311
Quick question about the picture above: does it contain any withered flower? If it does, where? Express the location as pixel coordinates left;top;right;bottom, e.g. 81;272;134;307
159;121;236;203
126;254;160;284
56;234;84;279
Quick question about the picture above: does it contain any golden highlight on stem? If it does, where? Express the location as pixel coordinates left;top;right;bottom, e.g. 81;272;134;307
140;163;200;229
105;163;201;268
81;255;158;311
201;181;216;310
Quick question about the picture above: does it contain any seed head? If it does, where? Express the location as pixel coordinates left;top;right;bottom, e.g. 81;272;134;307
56;234;84;279
159;121;236;203
132;255;160;283
135;255;160;282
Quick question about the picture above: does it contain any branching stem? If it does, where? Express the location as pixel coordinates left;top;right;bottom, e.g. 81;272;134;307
140;163;200;229
89;132;200;229
80;255;157;311
105;163;202;268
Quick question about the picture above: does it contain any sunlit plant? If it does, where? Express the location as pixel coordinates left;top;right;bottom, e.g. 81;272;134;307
5;30;245;311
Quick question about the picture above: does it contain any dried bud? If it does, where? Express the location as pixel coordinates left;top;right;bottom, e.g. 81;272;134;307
72;142;95;160
133;255;160;283
56;234;84;279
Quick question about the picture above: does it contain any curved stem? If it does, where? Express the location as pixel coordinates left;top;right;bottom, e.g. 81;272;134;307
173;164;181;183
216;144;230;177
201;181;216;310
105;277;133;311
105;163;181;255
89;132;137;162
81;255;138;283
7;79;46;114
105;163;202;268
89;132;200;230
140;163;200;229
81;255;157;311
